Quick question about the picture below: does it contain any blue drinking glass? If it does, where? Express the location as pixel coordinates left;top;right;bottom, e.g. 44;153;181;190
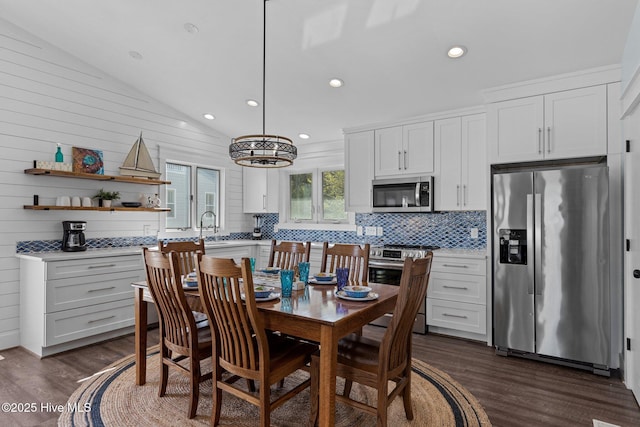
336;267;349;292
298;262;310;285
280;269;294;298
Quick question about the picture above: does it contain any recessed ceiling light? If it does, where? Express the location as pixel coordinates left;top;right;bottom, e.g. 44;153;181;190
246;99;259;107
447;46;466;58
129;51;143;60
299;133;310;140
203;113;215;120
184;23;199;34
329;78;344;88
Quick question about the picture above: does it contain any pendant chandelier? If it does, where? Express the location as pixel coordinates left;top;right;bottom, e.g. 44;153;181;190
229;0;297;168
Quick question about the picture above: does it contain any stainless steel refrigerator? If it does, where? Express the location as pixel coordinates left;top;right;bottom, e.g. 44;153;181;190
492;163;610;374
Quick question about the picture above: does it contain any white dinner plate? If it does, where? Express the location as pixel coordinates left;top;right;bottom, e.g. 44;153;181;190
309;277;337;285
335;290;379;301
241;292;280;302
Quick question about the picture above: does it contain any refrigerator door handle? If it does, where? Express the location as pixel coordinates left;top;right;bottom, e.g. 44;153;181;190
526;194;535;295
534;193;543;295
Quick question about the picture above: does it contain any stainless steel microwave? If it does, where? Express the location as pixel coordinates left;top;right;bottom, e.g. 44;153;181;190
371;176;434;212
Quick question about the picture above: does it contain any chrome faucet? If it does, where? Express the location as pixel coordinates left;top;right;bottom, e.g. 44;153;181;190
199;210;218;242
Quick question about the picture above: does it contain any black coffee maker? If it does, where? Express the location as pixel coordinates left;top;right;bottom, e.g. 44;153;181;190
62;221;87;252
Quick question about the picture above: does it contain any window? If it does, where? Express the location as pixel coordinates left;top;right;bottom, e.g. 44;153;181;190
166;188;176;219
288;168;347;223
165;162;221;231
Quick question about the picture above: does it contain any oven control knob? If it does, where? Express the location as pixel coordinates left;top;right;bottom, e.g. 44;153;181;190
408;251;414;258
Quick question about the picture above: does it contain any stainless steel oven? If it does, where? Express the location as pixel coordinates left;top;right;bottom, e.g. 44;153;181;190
368;245;438;334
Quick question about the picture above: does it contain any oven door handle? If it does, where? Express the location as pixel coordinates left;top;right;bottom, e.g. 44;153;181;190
369;260;405;270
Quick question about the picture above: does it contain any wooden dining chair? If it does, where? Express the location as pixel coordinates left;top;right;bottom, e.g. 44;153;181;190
142;247;213;419
196;256;318;427
268;239;311;270
158;238;205;277
320;242;370;282
310;253;433;427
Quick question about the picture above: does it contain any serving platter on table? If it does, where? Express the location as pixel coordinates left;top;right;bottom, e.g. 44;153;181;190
335;290;379;301
241;292;280;302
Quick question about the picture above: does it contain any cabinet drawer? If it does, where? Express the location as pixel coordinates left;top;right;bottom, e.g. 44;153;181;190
46;255;143;280
428;272;486;304
431;256;486;275
207;246;254;263
45;299;134;346
46;270;142;313
427;298;486;334
259;246;271;269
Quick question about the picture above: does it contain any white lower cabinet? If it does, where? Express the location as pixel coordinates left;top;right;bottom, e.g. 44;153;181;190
427;255;487;340
20;254;147;357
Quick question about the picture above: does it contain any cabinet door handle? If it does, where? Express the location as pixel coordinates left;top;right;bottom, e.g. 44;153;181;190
443;285;469;290
538;128;542;154
262;195;266;210
87;315;116;324
403;150;407;170
88;286;116;293
443;313;468;319
442;263;469;268
398;151;402;170
463;184;467;206
88;264;116;269
456;185;460;206
547;126;551;153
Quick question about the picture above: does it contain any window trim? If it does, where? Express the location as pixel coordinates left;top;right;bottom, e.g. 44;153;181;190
162;159;225;236
282;167;353;227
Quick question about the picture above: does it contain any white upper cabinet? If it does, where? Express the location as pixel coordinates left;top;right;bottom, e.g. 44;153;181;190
488;85;607;163
243;167;279;213
435;114;486;211
345;130;374;212
462;114;487;210
374;121;434;177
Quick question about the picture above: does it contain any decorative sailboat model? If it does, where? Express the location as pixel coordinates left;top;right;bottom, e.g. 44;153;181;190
119;132;161;179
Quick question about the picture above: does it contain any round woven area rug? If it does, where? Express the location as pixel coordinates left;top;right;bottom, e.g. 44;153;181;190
59;350;491;427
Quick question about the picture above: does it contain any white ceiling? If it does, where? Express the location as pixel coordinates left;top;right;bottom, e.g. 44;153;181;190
0;0;637;143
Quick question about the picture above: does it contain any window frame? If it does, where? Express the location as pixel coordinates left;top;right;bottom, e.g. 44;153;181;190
285;167;349;225
163;160;224;234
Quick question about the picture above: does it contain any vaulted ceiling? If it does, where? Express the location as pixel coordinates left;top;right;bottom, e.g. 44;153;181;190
0;0;637;143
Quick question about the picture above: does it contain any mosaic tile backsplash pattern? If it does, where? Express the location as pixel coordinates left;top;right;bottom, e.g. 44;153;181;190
16;211;486;253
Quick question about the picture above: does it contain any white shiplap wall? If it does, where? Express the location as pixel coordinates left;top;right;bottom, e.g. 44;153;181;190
0;18;246;350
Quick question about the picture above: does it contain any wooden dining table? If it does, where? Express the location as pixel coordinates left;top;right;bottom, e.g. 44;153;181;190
132;278;398;427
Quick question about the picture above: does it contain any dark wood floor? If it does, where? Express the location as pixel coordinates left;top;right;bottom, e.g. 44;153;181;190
0;327;638;426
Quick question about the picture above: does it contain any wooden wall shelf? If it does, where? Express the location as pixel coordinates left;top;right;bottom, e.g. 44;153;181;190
24;168;171;185
24;205;170;212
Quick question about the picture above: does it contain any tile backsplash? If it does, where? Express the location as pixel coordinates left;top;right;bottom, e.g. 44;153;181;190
275;211;487;248
16;211;486;253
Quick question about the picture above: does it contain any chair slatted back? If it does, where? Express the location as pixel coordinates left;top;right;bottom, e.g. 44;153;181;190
197;256;267;377
158;239;205;277
268;239;311;270
382;253;433;373
320;242;370;282
143;248;197;354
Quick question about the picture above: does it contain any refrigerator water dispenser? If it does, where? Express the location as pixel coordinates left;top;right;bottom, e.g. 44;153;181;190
498;229;527;264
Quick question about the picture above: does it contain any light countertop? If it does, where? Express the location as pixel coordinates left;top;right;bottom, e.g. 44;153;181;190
16;239;487;262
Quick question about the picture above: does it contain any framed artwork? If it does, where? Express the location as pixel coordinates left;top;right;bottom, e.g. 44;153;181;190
72;147;104;174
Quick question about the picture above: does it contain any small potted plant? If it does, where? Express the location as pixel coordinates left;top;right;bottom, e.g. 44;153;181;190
94;189;120;208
